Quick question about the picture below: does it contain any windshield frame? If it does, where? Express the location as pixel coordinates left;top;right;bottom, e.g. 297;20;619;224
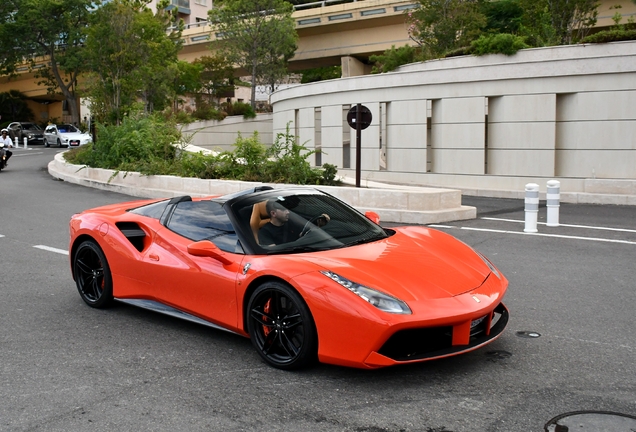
225;188;388;255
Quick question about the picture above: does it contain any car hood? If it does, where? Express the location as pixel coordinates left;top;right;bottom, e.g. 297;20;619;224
298;226;491;301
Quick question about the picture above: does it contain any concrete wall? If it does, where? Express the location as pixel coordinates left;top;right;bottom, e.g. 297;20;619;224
180;113;273;152
271;41;636;198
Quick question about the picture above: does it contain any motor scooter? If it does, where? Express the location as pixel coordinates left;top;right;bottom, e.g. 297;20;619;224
0;147;6;171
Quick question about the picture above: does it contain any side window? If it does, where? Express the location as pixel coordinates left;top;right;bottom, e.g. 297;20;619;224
166;201;242;253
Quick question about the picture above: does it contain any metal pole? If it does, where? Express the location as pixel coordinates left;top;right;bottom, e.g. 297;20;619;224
524;183;539;233
546;180;560;227
355;103;361;188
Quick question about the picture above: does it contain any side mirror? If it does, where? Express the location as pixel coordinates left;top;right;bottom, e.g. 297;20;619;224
365;211;380;224
187;240;233;265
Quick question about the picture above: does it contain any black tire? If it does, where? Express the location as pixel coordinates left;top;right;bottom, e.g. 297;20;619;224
44;139;50;148
57;139;63;148
246;281;317;370
73;240;114;308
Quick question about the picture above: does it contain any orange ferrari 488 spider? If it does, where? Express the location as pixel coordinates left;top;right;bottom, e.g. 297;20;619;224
69;186;509;369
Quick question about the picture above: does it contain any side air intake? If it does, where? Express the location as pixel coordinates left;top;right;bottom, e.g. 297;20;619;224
115;222;147;252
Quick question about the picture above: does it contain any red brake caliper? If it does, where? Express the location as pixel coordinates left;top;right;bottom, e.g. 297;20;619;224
263;298;272;336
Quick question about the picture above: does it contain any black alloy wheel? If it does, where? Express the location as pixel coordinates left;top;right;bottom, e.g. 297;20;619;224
247;282;317;370
73;240;114;308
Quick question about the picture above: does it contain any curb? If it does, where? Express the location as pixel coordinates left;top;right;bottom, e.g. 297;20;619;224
48;152;476;224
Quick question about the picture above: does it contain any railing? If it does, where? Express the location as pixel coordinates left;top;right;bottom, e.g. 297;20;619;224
183;0;363;29
170;0;190;8
293;0;359;11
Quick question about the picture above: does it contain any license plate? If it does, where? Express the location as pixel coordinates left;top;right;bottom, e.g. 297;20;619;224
70;140;80;146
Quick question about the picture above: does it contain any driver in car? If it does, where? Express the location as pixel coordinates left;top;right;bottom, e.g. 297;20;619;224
259;199;329;246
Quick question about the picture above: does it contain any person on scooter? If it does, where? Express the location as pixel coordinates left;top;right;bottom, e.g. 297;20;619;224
1;129;13;166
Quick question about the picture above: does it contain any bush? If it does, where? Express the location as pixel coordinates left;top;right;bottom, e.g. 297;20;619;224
64;117;338;186
370;45;422;74
580;29;636;44
66;113;183;176
470;33;529;56
222;101;256;119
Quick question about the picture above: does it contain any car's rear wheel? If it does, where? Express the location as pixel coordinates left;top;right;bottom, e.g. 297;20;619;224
247;281;317;370
73;240;114;308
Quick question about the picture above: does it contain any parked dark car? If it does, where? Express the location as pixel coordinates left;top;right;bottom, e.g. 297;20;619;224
7;122;45;145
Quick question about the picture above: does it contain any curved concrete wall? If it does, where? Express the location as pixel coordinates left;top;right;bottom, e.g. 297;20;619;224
180;113;273;152
271;41;636;202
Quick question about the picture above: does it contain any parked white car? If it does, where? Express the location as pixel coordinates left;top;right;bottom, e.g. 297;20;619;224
44;124;93;148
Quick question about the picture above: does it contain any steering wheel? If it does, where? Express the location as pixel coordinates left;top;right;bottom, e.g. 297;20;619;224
300;215;325;237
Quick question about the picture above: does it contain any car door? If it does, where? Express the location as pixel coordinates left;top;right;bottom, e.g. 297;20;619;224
44;126;55;145
140;200;245;330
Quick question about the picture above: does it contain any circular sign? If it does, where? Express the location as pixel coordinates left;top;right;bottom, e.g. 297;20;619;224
347;105;372;130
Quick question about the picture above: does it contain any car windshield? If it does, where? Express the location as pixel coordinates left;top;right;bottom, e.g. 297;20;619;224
24;123;42;130
57;124;78;133
230;190;389;255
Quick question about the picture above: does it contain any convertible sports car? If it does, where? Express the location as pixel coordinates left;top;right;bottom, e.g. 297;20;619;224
69;186;509;370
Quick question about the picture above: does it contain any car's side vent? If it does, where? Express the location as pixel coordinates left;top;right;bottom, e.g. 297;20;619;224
116;222;147;252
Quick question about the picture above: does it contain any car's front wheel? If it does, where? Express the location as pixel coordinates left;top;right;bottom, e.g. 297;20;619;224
247;281;317;370
73;240;114;308
57;139;63;148
44;139;50;147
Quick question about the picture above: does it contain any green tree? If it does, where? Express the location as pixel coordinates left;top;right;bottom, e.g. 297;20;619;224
83;0;182;124
195;55;236;104
0;0;93;125
0;90;34;124
519;0;599;45
407;0;487;58
208;0;298;110
481;0;524;34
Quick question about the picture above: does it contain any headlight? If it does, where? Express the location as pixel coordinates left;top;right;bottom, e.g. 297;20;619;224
477;252;501;279
321;270;411;314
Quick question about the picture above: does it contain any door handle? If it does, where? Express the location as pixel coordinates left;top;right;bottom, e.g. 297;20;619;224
148;253;159;261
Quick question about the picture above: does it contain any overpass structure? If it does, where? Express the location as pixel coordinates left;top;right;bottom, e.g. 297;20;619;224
1;0;634;123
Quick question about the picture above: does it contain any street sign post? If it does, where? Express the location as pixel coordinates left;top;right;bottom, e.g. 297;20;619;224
346;104;372;187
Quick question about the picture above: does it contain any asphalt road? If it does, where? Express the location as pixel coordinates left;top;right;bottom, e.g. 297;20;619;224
1;147;635;432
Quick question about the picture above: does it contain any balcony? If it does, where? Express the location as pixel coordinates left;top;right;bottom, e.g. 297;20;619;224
166;0;191;15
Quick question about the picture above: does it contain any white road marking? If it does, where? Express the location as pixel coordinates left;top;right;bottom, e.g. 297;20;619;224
33;245;69;255
482;217;636;233
12;152;44;156
428;225;636;245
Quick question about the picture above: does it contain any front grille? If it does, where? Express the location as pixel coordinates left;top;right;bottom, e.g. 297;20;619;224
378;327;453;361
378;303;509;362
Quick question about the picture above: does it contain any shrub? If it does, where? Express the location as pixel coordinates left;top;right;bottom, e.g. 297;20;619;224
64;118;339;186
222;101;256;119
370;45;422;74
470;33;529;56
580;29;636;44
65;113;183;175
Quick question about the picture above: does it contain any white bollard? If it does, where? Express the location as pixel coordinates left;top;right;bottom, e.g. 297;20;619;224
23;137;28;149
14;137;19;148
546;180;560;227
524;183;540;233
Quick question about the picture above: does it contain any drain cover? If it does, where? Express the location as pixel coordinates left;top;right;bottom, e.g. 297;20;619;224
544;411;636;431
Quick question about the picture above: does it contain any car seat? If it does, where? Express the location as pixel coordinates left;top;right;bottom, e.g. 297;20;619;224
250;201;270;244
